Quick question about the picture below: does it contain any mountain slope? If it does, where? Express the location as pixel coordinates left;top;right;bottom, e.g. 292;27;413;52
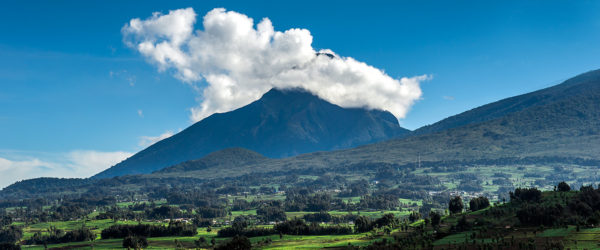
152;69;600;180
413;69;600;135
93;88;409;178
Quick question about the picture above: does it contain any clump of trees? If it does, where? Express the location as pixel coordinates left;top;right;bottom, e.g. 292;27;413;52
274;218;352;235
469;196;490;211
26;226;95;245
256;204;286;222
218;217;352;237
217;227;275;238
303;211;332;223
122;236;148;249
510;188;542;202
354;213;400;233
101;221;196;239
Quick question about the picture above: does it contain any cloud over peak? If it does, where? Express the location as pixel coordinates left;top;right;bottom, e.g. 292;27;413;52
123;8;427;123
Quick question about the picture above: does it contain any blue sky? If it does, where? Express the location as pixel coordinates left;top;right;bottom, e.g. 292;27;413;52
1;1;599;187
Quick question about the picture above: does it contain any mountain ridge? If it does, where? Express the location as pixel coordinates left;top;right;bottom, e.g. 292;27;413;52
412;69;600;135
150;68;600;180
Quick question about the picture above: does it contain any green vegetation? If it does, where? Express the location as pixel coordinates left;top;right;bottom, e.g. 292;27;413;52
0;182;598;249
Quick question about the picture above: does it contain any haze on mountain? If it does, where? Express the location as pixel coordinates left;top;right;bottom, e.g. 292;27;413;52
93;88;409;178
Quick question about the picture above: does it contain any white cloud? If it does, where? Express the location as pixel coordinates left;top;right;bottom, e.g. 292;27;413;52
108;70;136;86
66;151;133;176
443;96;455;101
0;150;132;189
137;109;144;118
138;131;174;148
123;8;428;123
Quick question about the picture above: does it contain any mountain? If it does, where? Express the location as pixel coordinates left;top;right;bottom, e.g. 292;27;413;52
413;69;600;136
4;69;600;199
152;69;600;180
93;88;409;178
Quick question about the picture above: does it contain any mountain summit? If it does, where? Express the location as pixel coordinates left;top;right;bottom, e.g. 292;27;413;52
93;88;409;178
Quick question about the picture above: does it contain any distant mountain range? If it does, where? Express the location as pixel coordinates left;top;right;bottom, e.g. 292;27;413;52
93;88;409;178
4;68;600;198
150;69;600;180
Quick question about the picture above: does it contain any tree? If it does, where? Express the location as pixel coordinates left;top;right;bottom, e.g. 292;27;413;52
449;196;463;214
122;236;148;250
354;216;373;233
232;216;248;231
430;211;441;227
558;181;571;192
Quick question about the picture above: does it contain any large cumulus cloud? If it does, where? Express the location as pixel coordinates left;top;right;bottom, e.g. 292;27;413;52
123;8;427;122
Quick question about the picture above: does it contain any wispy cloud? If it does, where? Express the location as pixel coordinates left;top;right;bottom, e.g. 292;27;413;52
443;96;455;101
138;131;174;148
123;8;428;123
108;69;136;86
0;150;132;189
